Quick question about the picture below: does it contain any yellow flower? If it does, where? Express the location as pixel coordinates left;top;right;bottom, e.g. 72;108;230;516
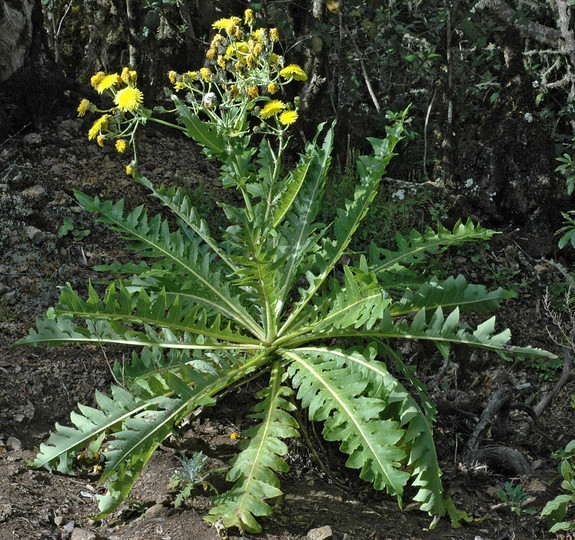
230;431;241;440
260;100;286;119
280;64;307;81
211;33;224;48
168;70;178;84
97;134;106;147
212;16;240;36
244;8;254;26
88;115;109;140
247;86;259;99
253;43;263;57
270;28;279;42
217;55;226;70
253;28;266;42
115;139;128;153
200;67;212;81
77;99;93;117
267;82;278;95
121;67;137;84
185;71;198;81
114;86;144;112
90;71;105;89
212;17;234;30
126;163;136;175
226;41;249;59
206;47;216;60
95;73;122;94
279;110;298;126
228;84;239;98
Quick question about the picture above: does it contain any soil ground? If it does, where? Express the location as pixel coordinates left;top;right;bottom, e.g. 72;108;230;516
0;108;574;540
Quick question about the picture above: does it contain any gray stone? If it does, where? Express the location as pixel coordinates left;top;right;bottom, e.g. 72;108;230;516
22;185;47;198
24;225;46;244
70;528;96;540
6;436;21;452
144;503;168;520
307;525;333;540
23;133;42;146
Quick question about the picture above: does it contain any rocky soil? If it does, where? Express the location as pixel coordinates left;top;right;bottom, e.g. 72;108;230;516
0;106;574;539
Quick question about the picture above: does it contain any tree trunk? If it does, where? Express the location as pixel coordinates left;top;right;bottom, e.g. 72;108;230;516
460;27;560;255
0;0;68;142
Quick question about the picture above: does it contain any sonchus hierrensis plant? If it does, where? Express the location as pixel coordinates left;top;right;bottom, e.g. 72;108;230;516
19;11;555;534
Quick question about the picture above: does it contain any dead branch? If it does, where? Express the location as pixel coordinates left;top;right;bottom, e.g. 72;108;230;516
534;334;573;418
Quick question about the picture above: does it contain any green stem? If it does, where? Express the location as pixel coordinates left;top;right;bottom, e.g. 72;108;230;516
149;117;187;132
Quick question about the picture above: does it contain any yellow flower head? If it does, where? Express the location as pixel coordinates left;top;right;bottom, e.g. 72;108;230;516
267;82;278;95
185;71;198;82
200;67;212;81
211;33;224;49
217;55;227;70
206;47;216;60
88;114;110;140
270;28;280;42
279;110;298;126
270;53;282;66
115;139;128;153
260;100;286;119
90;71;106;89
244;9;254;26
114;86;144;112
280;64;307;81
121;67;137;84
253;28;266;42
95;73;122;94
228;84;239;98
77;98;93;117
168;70;178;84
212;16;240;36
247;86;259;99
97;134;106;147
126;163;136;176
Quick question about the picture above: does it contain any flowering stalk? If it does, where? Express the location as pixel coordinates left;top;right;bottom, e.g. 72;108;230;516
78;10;307;187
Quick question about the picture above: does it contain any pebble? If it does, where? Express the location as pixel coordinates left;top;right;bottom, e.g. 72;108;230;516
6;436;21;452
24;225;46;244
22;184;47;198
23;133;42;146
144;503;168;520
307;525;333;539
70;528;96;540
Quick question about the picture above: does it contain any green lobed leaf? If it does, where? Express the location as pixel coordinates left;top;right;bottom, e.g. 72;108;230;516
172;94;225;155
73;191;264;339
207;361;299;533
368;219;495;279
283;348;410;498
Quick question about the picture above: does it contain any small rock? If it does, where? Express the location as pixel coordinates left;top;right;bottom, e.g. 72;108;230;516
3;291;18;305
70;528;96;540
23;133;42;146
144;503;168;520
50;162;65;176
307;525;333;540
6;436;21;452
22;185;47;198
54;515;64;526
24;225;46;244
58;119;79;137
